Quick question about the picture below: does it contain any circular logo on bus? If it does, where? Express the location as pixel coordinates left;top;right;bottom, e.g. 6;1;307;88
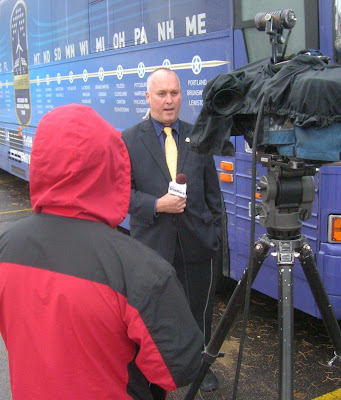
83;69;88;82
191;55;202;75
138;62;145;78
98;67;105;81
162;59;172;69
116;65;124;80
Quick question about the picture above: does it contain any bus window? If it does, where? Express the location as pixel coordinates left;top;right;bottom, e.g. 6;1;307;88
234;0;318;63
52;2;89;59
89;0;113;52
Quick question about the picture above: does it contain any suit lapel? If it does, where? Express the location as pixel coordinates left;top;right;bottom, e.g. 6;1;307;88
177;121;191;173
139;119;191;181
140;119;172;182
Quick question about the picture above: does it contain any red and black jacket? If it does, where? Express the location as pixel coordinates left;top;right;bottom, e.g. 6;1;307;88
0;104;203;400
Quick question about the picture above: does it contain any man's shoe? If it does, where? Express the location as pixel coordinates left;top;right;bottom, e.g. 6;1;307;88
200;369;219;392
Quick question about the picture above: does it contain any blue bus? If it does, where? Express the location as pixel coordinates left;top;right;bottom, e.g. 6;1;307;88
0;0;340;319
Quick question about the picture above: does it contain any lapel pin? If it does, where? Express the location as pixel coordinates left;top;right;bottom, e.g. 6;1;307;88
185;137;190;142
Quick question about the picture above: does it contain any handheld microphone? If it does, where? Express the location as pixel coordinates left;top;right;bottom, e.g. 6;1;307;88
168;173;187;198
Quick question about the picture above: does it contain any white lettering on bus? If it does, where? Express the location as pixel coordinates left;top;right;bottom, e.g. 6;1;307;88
43;50;51;63
187;89;203;95
95;84;109;89
96;36;105;52
113;32;125;49
17;103;30;109
189;99;203;106
134;82;147;87
33;53;40;65
54;47;62;61
134;27;148;45
79;41;89;56
136;107;149;114
65;44;75;58
186;13;206;36
188;79;207;85
158;20;174;41
114;91;127;96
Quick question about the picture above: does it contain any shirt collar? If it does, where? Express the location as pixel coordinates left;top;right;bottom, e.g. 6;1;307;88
151;117;180;138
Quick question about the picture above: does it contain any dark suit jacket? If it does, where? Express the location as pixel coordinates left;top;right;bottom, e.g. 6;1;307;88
122;118;222;264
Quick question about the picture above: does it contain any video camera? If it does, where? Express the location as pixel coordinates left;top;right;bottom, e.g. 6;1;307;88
190;9;341;168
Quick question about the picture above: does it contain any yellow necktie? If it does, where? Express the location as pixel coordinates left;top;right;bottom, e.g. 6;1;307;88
164;127;178;180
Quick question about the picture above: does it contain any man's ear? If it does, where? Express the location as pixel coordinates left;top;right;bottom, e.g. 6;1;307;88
146;92;150;104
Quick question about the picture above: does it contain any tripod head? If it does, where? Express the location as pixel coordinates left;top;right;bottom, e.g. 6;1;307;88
256;154;316;240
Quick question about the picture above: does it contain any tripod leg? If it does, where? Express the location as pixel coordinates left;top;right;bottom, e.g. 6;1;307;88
278;262;294;400
182;235;271;400
299;239;341;363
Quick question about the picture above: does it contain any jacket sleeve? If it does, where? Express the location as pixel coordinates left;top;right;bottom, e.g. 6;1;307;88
204;154;223;243
125;265;204;390
122;128;157;224
129;169;156;224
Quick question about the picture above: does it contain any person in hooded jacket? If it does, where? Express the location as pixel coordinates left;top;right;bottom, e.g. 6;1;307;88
0;104;204;400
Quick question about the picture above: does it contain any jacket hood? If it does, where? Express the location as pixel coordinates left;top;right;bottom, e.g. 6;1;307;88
30;104;131;228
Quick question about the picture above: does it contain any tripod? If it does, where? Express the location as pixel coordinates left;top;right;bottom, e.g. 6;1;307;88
183;157;341;400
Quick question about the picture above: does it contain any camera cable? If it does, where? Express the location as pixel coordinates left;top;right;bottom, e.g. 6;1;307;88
231;96;265;400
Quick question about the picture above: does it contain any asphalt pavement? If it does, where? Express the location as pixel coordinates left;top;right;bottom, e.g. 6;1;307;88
0;169;340;400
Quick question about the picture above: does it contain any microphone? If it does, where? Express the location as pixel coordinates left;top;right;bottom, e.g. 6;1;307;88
254;9;296;31
168;173;187;198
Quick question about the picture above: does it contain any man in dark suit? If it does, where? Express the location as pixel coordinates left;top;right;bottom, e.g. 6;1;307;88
122;68;222;391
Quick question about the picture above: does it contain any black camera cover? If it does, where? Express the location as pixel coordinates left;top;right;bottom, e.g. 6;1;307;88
190;54;341;162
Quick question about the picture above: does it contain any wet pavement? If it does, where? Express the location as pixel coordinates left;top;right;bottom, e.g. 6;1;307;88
168;290;341;400
0;168;340;400
0;169;31;226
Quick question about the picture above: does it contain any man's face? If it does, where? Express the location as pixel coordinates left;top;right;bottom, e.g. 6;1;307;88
146;70;182;126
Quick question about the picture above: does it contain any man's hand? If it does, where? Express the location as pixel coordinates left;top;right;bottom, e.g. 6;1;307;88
156;193;187;214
